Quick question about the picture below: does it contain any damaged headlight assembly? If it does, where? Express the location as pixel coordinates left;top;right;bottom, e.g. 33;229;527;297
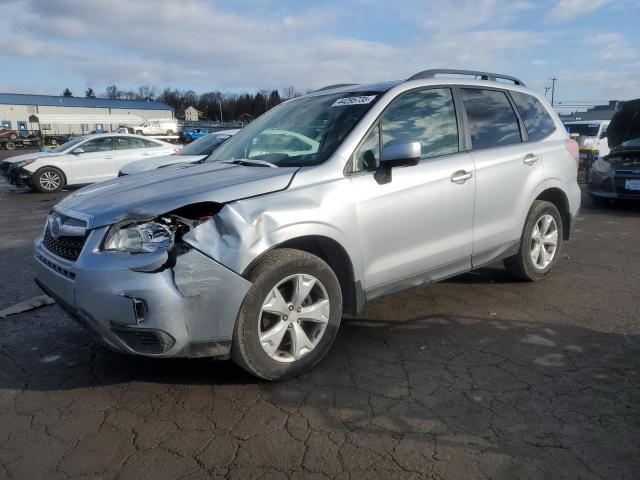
103;221;175;254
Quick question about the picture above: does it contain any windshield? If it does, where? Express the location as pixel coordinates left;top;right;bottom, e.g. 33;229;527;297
51;137;86;153
208;92;381;167
181;134;230;156
620;138;640;148
564;124;600;137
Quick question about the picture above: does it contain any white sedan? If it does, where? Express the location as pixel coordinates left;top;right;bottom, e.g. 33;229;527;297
1;133;179;192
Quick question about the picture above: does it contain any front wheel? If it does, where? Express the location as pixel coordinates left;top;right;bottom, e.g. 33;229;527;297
33;167;65;193
504;200;563;281
232;248;342;380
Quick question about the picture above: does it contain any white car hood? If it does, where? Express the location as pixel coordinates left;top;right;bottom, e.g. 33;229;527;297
119;154;206;175
1;151;58;164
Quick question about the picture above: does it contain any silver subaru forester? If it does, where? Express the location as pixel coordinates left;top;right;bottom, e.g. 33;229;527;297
34;70;581;380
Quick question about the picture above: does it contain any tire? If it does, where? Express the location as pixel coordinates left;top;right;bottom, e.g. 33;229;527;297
33;167;65;193
504;200;563;282
166;130;174;136
9;133;17;140
231;248;342;380
184;135;192;143
590;195;609;206
5;141;16;150
136;130;143;135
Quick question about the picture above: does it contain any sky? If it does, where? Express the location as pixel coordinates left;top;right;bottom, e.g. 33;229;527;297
1;0;639;112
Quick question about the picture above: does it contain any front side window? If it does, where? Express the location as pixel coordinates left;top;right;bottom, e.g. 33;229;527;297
208;91;381;167
80;137;113;153
510;91;556;141
354;88;459;172
461;88;522;149
116;137;145;150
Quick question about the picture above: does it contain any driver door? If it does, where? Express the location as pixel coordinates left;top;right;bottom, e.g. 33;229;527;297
348;88;476;296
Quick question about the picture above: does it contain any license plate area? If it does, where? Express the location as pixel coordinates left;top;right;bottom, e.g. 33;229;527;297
625;179;640;191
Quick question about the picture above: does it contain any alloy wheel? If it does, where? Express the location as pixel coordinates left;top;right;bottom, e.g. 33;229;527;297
40;171;61;191
258;273;330;363
530;214;558;270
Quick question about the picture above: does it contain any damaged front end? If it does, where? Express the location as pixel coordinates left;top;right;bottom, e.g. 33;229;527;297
34;203;251;359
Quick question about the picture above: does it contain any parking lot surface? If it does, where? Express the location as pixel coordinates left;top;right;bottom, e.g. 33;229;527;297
1;149;639;479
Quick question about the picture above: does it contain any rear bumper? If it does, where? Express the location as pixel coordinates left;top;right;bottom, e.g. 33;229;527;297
34;230;251;358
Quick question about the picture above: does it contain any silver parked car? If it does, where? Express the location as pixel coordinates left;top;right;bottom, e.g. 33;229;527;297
118;129;239;176
34;69;581;380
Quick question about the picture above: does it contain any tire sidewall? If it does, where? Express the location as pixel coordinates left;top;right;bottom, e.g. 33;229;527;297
234;252;342;380
521;202;563;280
34;167;65;193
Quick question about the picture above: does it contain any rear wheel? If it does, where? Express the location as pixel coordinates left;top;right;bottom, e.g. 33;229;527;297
504;200;563;281
33;167;65;193
232;248;342;380
5;141;16;150
166;129;174;136
136;130;143;135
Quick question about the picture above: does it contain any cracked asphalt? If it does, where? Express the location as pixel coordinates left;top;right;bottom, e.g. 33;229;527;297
1;149;639;479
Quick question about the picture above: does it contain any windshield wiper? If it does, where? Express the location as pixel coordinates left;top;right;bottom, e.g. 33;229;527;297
221;159;279;168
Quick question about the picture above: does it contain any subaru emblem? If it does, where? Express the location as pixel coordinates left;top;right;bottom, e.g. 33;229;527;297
49;215;62;238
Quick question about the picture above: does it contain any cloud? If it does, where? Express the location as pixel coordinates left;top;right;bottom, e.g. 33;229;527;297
0;0;549;93
585;32;638;61
546;0;610;23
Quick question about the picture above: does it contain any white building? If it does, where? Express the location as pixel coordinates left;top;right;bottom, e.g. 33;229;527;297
184;106;202;121
0;93;174;135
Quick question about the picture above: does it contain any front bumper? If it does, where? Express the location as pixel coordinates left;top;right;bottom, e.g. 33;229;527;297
34;227;251;358
588;170;640;200
6;166;33;187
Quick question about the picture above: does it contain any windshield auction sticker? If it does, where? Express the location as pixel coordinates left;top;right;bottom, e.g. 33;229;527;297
331;95;376;107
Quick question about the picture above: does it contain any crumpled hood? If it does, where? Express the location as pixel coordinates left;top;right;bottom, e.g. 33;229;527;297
56;161;299;228
119;153;205;175
1;151;56;164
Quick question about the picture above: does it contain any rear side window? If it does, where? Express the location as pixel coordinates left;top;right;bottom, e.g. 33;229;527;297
142;139;162;148
461;89;521;149
510;91;556;141
116;137;145;150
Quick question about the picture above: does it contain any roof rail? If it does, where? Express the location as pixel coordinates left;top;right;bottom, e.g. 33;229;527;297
314;83;359;93
406;69;525;86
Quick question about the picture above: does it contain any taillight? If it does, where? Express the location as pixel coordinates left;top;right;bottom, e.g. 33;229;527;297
565;139;579;166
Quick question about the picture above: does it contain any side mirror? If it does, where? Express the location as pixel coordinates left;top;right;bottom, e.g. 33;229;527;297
72;148;85;154
375;141;421;184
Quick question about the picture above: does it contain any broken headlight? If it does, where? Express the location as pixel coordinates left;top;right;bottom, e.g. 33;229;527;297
103;221;174;254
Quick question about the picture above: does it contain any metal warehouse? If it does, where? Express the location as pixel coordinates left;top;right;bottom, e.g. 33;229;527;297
0;93;174;136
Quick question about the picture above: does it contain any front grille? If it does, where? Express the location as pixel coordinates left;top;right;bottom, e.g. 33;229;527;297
42;226;87;261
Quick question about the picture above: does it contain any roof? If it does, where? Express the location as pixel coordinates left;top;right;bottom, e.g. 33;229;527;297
30;113;143;125
0;93;172;111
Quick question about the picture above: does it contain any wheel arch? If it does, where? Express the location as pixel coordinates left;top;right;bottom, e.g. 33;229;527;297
535;187;571;240
243;235;364;315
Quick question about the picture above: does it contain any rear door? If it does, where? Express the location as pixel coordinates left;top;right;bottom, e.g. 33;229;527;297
114;136;150;169
461;88;548;265
68;137;116;184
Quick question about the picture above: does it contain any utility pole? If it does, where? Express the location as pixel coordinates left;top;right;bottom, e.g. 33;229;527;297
550;77;557;106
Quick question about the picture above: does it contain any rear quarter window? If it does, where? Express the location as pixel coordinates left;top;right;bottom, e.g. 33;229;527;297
510;91;556;141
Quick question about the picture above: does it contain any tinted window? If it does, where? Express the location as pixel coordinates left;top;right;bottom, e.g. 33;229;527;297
353;88;458;172
461;89;521;149
116;137;145;150
81;137;113;153
511;92;556;141
381;88;459;159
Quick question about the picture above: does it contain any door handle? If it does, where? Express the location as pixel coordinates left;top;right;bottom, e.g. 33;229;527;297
104;156;113;159
451;170;473;183
524;154;540;165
